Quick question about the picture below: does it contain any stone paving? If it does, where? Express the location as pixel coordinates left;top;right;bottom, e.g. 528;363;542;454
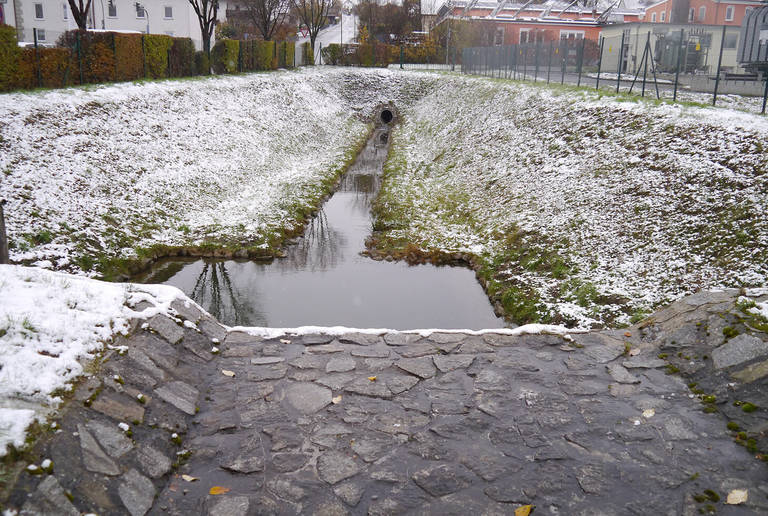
3;289;768;515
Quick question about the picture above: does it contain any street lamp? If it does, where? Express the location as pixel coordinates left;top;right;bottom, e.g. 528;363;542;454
135;2;149;35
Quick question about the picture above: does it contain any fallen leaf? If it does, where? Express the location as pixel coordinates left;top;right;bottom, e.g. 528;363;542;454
624;331;632;337
368;376;377;382
629;348;640;356
642;408;655;418
515;505;533;516
181;475;198;482
725;489;748;505
332;395;342;404
280;339;291;344
221;370;235;377
209;486;231;495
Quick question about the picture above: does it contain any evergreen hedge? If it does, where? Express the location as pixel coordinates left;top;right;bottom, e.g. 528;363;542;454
143;34;173;78
212;39;240;74
0;24;20;91
0;25;297;93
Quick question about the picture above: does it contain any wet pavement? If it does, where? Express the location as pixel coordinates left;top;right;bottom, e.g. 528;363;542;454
5;288;768;515
139;128;503;330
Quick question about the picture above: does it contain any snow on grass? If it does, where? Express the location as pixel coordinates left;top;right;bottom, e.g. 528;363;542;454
373;73;768;328
0;264;186;456
0;68;437;278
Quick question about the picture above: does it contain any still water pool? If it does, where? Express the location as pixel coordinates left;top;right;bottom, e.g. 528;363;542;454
139;129;505;330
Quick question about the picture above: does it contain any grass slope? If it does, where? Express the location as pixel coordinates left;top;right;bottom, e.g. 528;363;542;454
0;69;437;280
371;74;768;328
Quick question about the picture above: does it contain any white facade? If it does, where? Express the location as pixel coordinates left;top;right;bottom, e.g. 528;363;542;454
5;1;229;49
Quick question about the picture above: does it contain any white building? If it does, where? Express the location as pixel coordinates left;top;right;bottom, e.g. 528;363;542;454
2;1;229;49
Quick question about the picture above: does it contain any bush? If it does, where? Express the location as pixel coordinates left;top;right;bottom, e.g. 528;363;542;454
284;41;295;68
321;43;342;65
0;24;20;91
169;37;194;77
212;39;239;74
57;30;115;84
38;48;73;88
255;40;275;70
302;42;313;66
114;33;143;81
143;34;173;78
14;49;37;89
194;51;210;75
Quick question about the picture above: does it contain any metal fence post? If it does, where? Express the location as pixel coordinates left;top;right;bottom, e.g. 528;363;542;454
762;71;768;114
617;31;625;93
596;37;604;90
641;32;650;97
577;36;586;87
33;29;42;88
534;41;540;83
712;25;727;106
77;31;85;85
0;200;8;265
547;41;553;84
560;40;566;85
673;28;684;102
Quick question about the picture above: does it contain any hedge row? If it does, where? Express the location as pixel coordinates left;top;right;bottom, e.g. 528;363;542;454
0;24;297;92
321;41;445;68
211;39;296;73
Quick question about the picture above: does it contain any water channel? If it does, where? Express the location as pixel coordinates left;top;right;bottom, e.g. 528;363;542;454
139;122;504;330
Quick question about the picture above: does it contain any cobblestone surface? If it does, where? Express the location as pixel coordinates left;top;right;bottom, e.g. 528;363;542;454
3;290;768;515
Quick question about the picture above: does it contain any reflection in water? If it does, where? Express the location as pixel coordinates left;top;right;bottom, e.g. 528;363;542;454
188;261;264;326
140;128;505;330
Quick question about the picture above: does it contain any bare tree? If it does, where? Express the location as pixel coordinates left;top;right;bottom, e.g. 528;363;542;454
292;0;333;53
243;0;290;41
67;0;93;30
187;0;220;56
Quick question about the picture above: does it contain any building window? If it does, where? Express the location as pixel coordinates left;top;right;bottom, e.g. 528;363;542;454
164;6;173;19
699;6;706;21
688;8;694;22
725;5;734;21
136;4;146;18
519;29;530;44
34;3;44;19
108;1;117;17
37;29;46;41
660;11;665;22
63;4;68;19
724;33;738;49
560;30;585;40
651;12;657;22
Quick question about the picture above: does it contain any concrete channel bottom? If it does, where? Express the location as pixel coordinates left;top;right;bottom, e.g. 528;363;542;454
5;290;768;515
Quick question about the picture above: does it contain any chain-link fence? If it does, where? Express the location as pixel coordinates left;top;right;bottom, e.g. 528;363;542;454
461;26;768;115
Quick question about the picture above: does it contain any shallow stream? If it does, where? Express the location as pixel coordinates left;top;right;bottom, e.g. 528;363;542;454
138;127;504;330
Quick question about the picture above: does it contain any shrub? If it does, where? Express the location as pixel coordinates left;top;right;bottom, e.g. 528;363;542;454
255;40;275;70
114;33;143;81
143;34;173;78
194;51;210;75
38;48;73;88
302;42;313;66
284;41;295;68
85;41;115;83
57;30;115;84
14;49;37;89
0;24;20;91
169;37;194;77
212;39;239;74
321;43;342;65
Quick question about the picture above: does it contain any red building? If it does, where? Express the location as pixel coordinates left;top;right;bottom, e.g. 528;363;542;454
435;0;644;44
643;0;764;25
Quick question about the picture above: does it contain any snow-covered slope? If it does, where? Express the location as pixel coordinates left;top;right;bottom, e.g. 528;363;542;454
373;75;768;327
0;68;436;277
